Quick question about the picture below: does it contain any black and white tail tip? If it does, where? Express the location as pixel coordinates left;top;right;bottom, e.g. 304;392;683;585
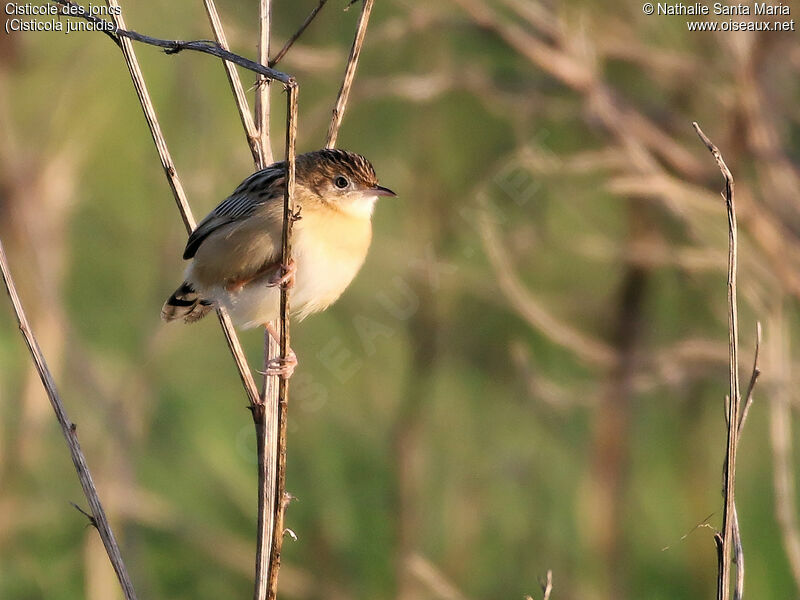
161;282;214;324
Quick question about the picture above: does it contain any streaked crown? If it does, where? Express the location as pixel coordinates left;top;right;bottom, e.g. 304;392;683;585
297;149;380;190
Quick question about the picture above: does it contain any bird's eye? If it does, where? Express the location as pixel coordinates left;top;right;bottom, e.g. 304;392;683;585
334;176;350;189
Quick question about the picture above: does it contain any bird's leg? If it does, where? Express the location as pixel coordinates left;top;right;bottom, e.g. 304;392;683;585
265;258;296;288
257;322;298;379
225;259;296;293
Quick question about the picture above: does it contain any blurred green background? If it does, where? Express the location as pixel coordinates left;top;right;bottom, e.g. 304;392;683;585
1;1;800;599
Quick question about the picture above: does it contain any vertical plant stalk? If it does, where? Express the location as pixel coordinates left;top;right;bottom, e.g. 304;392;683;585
195;3;281;592
252;2;280;599
253;349;281;600
325;0;375;148
202;0;264;166
731;323;761;600
269;0;329;68
693;122;740;600
0;239;138;600
104;0;261;406
265;83;299;600
256;0;273;166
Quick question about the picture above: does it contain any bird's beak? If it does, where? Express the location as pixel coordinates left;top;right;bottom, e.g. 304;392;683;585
372;185;397;197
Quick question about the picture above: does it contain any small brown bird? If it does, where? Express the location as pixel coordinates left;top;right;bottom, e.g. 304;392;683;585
162;149;395;372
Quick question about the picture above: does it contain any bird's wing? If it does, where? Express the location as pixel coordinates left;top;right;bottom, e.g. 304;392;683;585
183;164;286;260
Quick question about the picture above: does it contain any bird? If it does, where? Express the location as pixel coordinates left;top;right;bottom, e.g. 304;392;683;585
161;148;396;376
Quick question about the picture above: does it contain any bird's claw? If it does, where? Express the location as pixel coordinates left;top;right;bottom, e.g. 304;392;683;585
257;349;298;380
225;259;296;293
267;259;296;289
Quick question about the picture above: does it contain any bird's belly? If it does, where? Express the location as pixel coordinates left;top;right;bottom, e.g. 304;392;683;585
290;235;367;320
206;231;368;329
204;282;280;329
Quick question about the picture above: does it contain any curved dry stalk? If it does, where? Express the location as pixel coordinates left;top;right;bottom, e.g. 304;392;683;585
196;3;285;594
270;0;329;68
103;0;261;407
693;122;740;600
252;3;281;598
263;84;299;600
255;0;274;166
0;238;138;600
738;322;761;433
325;0;375;148
50;0;292;85
541;570;553;600
202;0;264;166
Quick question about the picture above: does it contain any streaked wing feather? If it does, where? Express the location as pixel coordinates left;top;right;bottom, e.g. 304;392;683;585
183;165;286;259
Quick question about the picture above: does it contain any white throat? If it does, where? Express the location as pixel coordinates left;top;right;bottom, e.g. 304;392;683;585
343;194;378;219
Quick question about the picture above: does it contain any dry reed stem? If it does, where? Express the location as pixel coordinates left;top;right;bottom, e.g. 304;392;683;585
732;505;744;600
263;84;299;600
731;323;761;600
41;4;365;599
197;3;290;594
198;1;358;596
202;0;264;166
523;570;552;600
0;238;138;600
542;570;553;600
325;0;375;148
738;323;761;433
50;0;292;84
255;0;274;165
103;0;262;407
251;3;279;598
270;0;329;68
693;122;740;600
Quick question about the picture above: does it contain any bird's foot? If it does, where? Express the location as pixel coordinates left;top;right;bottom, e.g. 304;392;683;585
224;259;296;293
266;259;296;289
257;349;298;379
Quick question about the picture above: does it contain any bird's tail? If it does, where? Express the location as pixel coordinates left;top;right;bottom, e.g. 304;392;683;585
161;282;214;323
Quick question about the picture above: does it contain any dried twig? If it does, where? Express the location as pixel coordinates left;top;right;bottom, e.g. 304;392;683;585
729;322;761;600
731;505;744;600
270;0;329;68
49;0;292;84
87;11;288;597
0;238;138;600
541;569;553;600
250;2;280;598
524;570;553;600
738;322;761;433
693;122;740;600
103;0;261;407
325;0;375;148
197;3;318;598
202;0;263;166
264;84;299;600
255;0;274;165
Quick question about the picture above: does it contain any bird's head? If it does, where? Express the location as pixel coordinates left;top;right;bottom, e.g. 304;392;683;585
296;149;396;218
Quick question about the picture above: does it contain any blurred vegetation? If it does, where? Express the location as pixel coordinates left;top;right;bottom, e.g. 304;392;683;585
1;1;800;599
